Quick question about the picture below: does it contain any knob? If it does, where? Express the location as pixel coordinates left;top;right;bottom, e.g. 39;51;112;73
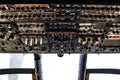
9;34;14;40
57;52;64;57
0;35;5;39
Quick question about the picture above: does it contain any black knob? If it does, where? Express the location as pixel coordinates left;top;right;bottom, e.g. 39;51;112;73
57;52;64;57
0;28;6;32
0;35;4;39
9;34;14;39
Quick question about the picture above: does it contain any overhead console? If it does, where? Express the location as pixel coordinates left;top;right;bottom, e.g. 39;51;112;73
0;4;120;55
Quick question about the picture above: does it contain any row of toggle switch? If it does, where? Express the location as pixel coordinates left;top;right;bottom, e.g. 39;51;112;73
24;37;43;46
77;37;101;47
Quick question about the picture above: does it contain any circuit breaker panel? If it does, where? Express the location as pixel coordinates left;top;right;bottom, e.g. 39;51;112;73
0;4;120;53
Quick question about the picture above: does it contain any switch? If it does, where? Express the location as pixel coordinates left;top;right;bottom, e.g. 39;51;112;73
30;37;33;46
40;37;42;45
35;38;38;45
25;38;28;45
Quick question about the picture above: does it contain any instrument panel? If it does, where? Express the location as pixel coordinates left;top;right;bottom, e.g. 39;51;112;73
0;4;120;54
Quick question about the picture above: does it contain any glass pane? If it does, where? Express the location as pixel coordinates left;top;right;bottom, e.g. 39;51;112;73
89;74;120;80
87;54;120;69
0;53;34;68
0;74;32;80
0;53;34;80
41;54;80;80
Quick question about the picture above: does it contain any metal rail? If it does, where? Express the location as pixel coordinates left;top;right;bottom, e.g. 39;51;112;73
78;54;87;80
87;69;120;74
0;68;34;75
34;54;43;80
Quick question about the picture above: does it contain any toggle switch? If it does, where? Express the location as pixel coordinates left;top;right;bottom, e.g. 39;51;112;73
30;37;33;46
40;37;42;45
35;38;38;45
25;38;28;45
